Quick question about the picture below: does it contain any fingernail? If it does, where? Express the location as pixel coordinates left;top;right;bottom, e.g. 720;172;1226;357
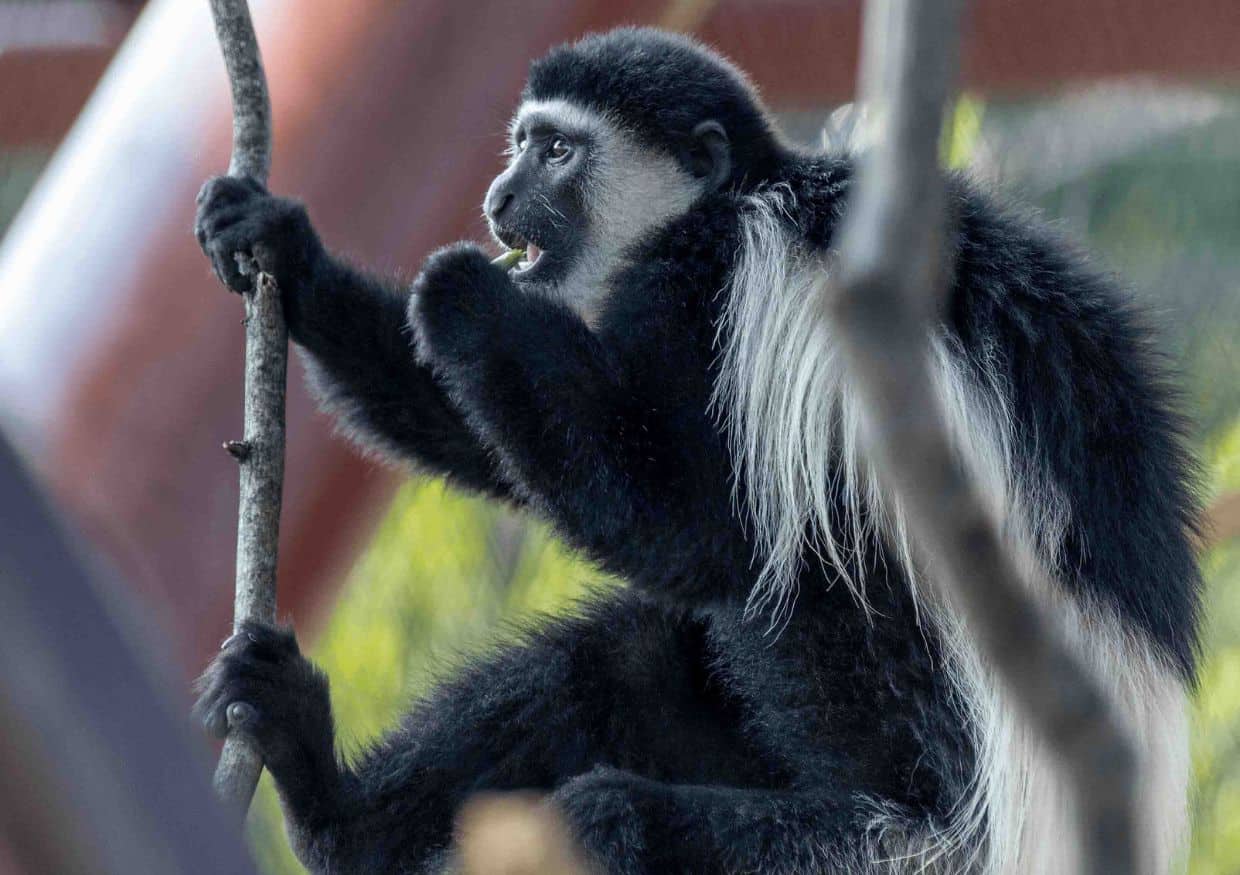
227;701;257;728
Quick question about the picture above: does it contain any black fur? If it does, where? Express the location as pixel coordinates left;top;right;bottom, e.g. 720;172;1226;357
525;28;783;187
193;27;1200;874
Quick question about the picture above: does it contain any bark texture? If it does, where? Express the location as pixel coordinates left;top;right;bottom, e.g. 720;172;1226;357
207;0;286;814
826;1;1138;871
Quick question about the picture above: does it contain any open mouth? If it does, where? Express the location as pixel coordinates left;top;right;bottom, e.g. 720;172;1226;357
496;231;550;280
513;241;542;274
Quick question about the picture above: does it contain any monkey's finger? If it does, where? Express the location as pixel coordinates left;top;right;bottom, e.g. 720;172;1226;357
196;174;260;210
196;696;258;740
191;677;234;738
220;629;254;650
250;241;283;280
226;701;258;731
193;669;284;738
236;174;266;195
219;621;300;663
238;620;301;654
196;173;265;205
194;205;251;254
209;243;253;293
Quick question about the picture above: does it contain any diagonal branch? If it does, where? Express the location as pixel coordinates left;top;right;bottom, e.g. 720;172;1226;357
207;0;286;814
823;1;1138;872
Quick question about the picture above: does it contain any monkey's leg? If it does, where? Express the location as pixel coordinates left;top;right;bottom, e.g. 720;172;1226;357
553;767;932;875
195;591;762;874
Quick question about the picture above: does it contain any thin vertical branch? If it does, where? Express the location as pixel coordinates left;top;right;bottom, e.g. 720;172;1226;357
210;0;271;184
824;1;1138;872
207;0;286;813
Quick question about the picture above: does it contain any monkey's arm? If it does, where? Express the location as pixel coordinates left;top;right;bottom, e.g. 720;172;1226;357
293;255;512;499
193;594;761;874
194;176;510;498
554;768;889;873
410;244;741;591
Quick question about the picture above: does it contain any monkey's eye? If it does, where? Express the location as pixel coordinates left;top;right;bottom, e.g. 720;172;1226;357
546;136;573;165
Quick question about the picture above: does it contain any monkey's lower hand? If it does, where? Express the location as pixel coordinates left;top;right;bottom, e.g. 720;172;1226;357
409;242;517;373
193;622;342;821
193;176;327;330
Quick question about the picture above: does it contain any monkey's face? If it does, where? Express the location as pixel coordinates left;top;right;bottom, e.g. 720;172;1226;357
484;100;590;289
485;99;707;316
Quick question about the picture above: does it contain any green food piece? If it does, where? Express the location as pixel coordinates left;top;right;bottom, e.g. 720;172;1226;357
491;248;526;270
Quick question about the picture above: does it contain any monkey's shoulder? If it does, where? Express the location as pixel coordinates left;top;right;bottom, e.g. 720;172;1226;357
596;194;744;336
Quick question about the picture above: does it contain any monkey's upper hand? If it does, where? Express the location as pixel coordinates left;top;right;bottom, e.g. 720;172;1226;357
409;242;516;372
194;175;326;304
193;621;341;811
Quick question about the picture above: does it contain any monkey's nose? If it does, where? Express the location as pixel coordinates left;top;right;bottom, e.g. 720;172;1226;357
487;191;515;222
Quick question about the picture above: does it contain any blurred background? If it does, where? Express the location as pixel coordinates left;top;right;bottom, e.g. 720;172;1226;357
1;1;1238;872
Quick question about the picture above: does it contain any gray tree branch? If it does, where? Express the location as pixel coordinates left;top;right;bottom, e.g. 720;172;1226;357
206;0;286;814
824;1;1138;872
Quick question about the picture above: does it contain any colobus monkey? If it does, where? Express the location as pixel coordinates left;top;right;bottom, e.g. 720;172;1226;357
194;28;1200;874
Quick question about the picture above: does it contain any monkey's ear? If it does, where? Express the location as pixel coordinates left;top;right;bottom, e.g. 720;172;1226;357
688;120;731;190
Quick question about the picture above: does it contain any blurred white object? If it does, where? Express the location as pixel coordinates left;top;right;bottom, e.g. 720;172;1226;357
820;101;875;154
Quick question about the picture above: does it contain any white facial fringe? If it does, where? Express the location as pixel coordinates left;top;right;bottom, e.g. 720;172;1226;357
713;187;1190;873
510;99;701;321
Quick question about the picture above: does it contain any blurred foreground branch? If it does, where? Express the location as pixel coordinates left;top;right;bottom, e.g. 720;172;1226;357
457;795;589;875
206;0;287;814
0;435;257;875
824;1;1137;872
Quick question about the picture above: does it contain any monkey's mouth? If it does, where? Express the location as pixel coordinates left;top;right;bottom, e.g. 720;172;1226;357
514;242;542;273
496;231;551;281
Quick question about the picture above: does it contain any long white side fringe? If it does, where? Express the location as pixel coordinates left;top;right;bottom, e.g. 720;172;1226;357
712;187;1189;873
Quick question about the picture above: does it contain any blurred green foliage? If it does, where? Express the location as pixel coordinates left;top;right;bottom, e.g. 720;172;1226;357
1191;419;1240;873
943;93;985;170
1036;110;1240;438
